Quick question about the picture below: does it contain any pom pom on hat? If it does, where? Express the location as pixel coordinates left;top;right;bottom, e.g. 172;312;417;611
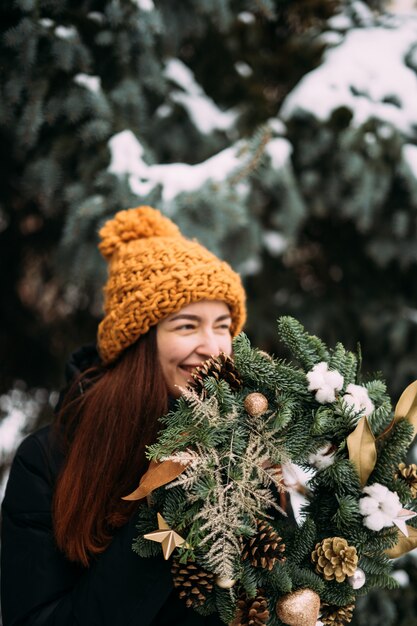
97;206;246;364
98;206;181;260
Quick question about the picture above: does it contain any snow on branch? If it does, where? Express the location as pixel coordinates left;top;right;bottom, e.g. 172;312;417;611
164;58;237;135
108;129;244;201
281;17;417;135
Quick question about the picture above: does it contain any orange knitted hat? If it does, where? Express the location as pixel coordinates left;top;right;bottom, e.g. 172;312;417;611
97;206;246;364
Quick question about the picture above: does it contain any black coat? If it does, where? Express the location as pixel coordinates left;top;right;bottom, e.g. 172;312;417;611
1;348;224;626
1;425;224;626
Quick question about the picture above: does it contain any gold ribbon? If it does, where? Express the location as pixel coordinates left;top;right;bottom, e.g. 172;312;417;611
386;525;417;559
383;380;417;558
347;416;376;486
347;380;417;487
122;459;188;501
392;379;417;439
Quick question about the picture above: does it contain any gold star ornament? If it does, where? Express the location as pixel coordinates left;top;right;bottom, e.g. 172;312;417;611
143;513;188;559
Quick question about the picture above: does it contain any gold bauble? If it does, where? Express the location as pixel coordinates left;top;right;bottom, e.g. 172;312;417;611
276;589;321;626
244;392;269;417
215;576;236;589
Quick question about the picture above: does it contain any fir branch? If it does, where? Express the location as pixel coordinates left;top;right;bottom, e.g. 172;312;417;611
228;125;272;186
286;518;317;566
264;562;293;594
332;495;362;535
177;388;225;427
232;333;281;390
371;419;414;484
329;342;357;387
216;587;238;626
277;316;330;370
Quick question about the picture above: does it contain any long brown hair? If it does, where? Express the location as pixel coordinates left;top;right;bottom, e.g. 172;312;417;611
52;327;168;566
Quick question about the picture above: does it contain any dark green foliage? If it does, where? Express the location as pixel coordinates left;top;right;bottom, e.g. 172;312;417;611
371;420;414;485
133;319;417;623
285;518;316;566
215;588;237;625
277;317;330;370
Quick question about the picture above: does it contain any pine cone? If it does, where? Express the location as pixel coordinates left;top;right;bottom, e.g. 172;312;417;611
171;558;214;609
320;602;355;626
231;591;269;626
189;353;242;396
242;519;286;570
395;462;417;498
311;537;358;582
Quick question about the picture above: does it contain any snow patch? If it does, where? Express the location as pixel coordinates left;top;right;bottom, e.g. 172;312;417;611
74;74;101;93
238;256;262;276
281;18;417;135
55;25;77;40
131;0;155;10
87;12;105;23
108;130;243;202
0;386;48;500
235;61;252;77
165;58;237;134
263;231;287;256
327;13;353;30
39;18;54;28
319;31;344;47
392;569;410;586
265;137;292;170
238;12;255;24
402;144;417;180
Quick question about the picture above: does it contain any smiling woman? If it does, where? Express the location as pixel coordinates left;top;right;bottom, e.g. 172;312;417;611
1;206;246;626
157;301;233;398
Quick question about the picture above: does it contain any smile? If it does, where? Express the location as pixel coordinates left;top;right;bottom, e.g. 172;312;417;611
179;364;201;376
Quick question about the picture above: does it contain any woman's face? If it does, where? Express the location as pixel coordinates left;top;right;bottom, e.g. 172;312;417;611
156;300;233;398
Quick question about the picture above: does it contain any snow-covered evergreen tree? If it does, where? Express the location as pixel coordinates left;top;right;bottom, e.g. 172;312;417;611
2;1;417;621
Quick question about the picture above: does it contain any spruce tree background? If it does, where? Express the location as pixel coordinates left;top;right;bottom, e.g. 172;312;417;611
1;0;417;623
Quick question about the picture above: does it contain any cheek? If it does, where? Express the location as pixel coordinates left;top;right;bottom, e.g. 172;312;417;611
221;335;233;356
157;333;191;369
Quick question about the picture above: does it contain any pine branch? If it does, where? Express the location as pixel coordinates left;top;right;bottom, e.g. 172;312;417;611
278;316;330;370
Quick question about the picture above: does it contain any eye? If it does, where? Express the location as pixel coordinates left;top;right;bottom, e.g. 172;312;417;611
175;323;196;331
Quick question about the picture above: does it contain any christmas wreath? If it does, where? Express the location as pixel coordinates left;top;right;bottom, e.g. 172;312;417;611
126;317;417;626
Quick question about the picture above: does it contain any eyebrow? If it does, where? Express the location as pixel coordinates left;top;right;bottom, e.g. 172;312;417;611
167;313;232;323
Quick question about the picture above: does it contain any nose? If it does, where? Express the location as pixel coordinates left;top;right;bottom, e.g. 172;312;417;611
195;329;223;359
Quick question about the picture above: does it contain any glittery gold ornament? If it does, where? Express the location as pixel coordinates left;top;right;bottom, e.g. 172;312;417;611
275;589;321;626
395;462;417;498
311;537;358;582
320;601;355;625
244;393;269;417
215;576;236;589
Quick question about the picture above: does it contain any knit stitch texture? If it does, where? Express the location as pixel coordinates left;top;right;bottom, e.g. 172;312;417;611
97;206;246;363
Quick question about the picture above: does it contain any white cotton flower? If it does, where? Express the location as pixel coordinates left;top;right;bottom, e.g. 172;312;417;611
380;495;403;517
359;483;402;532
308;443;336;470
306;362;344;404
363;483;387;499
358;497;379;516
343;383;374;417
362;510;393;532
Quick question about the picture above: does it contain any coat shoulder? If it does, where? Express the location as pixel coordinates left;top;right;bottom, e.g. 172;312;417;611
2;424;62;516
